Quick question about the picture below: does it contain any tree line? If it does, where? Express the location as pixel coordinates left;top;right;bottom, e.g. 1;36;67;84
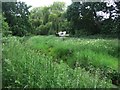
1;1;120;37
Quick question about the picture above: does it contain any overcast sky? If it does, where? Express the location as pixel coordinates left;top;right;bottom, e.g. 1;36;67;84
17;0;72;8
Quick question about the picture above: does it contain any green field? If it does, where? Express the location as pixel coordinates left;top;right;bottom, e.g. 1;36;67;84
2;36;119;88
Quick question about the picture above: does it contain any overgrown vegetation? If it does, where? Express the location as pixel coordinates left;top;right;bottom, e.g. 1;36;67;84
2;36;119;88
1;0;120;88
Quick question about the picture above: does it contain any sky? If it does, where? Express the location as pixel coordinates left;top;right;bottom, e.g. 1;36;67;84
17;0;72;9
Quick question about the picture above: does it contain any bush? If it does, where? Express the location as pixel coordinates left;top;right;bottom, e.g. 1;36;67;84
11;25;29;37
36;25;49;35
0;15;10;36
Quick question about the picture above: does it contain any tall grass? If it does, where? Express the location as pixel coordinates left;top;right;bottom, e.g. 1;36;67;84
26;36;119;86
2;36;119;88
26;36;119;70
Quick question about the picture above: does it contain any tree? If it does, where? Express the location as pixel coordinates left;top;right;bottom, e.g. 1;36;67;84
50;2;66;14
48;2;66;33
66;1;119;36
2;2;32;36
0;14;10;36
29;7;50;35
66;2;101;35
66;2;81;35
42;7;50;25
115;1;120;37
29;1;66;35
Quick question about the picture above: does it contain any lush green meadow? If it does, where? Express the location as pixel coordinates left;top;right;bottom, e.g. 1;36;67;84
2;36;119;88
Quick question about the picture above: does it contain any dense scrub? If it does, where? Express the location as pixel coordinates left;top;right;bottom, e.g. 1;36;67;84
2;36;119;88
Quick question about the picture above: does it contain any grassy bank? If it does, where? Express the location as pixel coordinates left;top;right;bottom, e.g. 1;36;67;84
2;36;119;88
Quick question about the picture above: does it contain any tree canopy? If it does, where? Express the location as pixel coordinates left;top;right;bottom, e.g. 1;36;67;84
2;2;32;36
2;1;120;37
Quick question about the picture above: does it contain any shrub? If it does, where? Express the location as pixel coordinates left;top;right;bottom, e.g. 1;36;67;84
0;15;10;36
36;25;49;35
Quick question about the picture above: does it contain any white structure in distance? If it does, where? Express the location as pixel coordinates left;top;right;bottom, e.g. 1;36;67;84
56;31;69;37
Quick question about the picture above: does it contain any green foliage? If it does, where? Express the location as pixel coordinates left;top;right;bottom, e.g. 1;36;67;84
0;15;10;36
2;36;118;88
36;25;49;35
67;2;81;34
50;2;65;13
2;2;32;36
11;25;28;36
26;36;120;86
115;1;120;36
2;1;120;37
66;1;120;36
29;2;66;35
